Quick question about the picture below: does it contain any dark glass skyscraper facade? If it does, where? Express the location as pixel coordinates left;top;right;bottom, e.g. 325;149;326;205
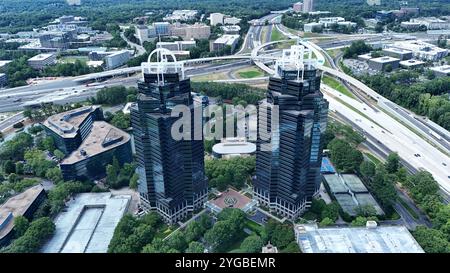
254;64;329;220
131;71;208;224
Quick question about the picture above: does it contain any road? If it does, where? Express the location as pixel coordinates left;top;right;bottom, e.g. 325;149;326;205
0;112;24;132
120;31;146;56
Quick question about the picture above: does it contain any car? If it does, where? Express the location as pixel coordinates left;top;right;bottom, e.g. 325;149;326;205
443;163;447;166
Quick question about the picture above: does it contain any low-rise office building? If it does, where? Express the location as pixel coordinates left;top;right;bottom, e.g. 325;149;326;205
399;59;425;69
43;105;132;181
210;13;224;26
430;65;450;77
43;105;104;155
389;40;448;61
60;121;132;181
221;25;241;34
294;222;424;253
410;17;450;30
212;34;240;52
171;23;211;41
303;22;323;33
104;50;132;70
28;53;56;69
224;17;241;25
156;40;196;51
368;56;400;71
382;47;413;60
0;185;46;246
319;17;345;28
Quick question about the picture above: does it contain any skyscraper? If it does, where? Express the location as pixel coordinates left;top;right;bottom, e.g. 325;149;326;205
303;0;314;13
131;49;208;224
254;45;328;220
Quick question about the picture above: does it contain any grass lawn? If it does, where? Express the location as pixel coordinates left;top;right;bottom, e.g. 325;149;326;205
270;27;284;42
364;153;383;165
191;72;229;82
326;48;342;59
236;67;265;79
244;219;264;236
322;75;356;99
59;56;88;64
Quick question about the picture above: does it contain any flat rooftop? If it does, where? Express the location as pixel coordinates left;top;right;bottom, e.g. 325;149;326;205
295;224;424;253
212;141;256;155
0;185;45;240
43;105;100;138
369;56;400;63
28;53;55;61
400;59;425;66
383;47;412;54
61;121;130;165
430;65;450;73
41;192;130;253
214;35;240;45
0;60;12;68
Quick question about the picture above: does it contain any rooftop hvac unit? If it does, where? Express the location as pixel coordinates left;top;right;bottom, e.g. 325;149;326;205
366;220;378;229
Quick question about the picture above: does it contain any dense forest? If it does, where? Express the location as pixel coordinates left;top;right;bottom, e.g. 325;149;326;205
1;0;449;33
0;0;292;33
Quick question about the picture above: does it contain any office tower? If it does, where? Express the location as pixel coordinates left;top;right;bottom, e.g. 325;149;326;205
131;49;208;224
254;45;329;220
303;0;314;13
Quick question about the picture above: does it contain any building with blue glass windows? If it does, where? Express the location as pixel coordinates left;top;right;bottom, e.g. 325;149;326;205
131;49;208;224
254;45;329;220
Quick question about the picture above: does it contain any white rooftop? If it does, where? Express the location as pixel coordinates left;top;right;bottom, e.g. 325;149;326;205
214;35;240;45
212;141;256;155
399;59;425;66
370;56;400;63
383;47;413;54
0;60;12;68
295;224;424;253
430;65;450;73
28;53;55;61
41;192;131;253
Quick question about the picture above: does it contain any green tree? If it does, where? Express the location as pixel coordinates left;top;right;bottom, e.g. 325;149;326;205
45;167;63;183
54;149;65;161
321;202;340;221
15;162;24;175
185;241;204;253
185;220;204;242
413;226;450;253
385;153;400;173
129;173;139;190
6;217;55;253
319;217;334;227
240;235;263;253
165;232;188;252
4;160;15;174
13;216;29;238
360;161;376;178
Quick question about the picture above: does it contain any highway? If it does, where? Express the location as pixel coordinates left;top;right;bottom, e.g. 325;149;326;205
0;60;252;112
0;12;448;196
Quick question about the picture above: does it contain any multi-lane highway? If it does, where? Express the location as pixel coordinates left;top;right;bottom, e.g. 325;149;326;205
0;11;448;197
